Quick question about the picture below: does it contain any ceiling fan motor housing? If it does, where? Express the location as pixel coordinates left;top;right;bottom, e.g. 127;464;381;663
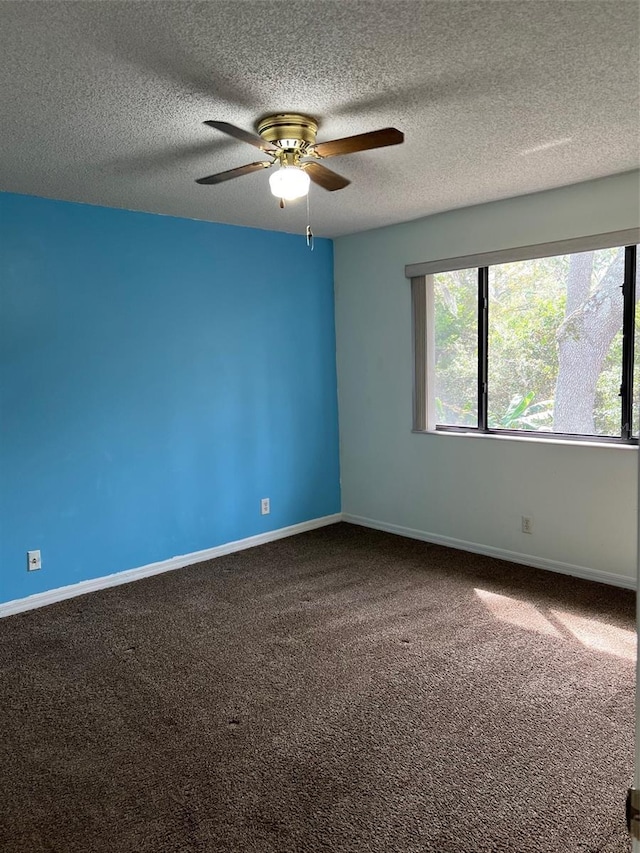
257;113;319;151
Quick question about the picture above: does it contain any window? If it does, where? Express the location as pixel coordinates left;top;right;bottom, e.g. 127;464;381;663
410;231;640;443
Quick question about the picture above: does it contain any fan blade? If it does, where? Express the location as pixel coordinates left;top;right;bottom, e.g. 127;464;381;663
203;120;278;152
195;161;271;185
302;161;350;192
311;127;404;159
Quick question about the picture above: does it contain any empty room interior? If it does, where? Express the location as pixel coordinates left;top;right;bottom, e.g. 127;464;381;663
1;2;640;852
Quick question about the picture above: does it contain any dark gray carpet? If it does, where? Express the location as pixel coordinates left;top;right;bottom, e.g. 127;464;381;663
0;523;634;852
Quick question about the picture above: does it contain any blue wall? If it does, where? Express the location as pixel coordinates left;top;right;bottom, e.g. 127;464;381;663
0;193;340;604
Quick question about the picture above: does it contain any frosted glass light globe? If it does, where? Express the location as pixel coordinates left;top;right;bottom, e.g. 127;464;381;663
269;166;311;201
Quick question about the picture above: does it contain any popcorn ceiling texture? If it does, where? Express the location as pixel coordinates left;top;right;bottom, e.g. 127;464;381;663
0;0;638;237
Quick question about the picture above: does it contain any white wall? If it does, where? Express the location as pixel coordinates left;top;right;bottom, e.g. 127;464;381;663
334;172;640;588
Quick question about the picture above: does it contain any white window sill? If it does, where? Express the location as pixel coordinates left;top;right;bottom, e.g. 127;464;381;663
412;429;638;450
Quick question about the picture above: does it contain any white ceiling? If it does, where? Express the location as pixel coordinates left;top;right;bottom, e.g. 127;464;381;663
0;1;638;238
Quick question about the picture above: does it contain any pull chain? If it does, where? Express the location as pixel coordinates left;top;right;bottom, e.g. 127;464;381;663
306;192;314;251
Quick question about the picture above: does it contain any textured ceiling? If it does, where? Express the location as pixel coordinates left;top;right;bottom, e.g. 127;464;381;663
0;1;638;238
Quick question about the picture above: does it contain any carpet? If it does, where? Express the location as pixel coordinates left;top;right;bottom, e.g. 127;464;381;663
0;523;634;852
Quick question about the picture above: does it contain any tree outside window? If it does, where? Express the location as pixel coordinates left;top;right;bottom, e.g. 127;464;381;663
431;244;638;440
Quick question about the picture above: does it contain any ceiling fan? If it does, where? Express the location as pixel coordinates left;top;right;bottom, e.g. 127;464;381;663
195;113;404;206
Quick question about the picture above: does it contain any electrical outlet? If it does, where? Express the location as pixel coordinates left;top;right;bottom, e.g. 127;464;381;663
521;516;533;534
27;550;41;571
261;498;270;515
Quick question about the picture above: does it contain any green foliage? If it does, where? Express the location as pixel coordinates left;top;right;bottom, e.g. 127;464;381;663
594;329;623;436
495;392;554;430
433;268;477;426
487;257;564;425
433;248;625;435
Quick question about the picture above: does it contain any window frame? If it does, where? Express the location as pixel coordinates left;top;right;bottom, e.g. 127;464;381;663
409;230;640;445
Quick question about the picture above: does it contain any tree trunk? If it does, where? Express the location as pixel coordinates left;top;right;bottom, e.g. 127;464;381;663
553;250;624;434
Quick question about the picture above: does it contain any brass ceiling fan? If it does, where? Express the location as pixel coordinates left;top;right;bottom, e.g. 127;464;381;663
195;113;404;205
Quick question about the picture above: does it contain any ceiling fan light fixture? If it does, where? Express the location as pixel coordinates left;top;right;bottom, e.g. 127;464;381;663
198;116;403;201
268;165;310;201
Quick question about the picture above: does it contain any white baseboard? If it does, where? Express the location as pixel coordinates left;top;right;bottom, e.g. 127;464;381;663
342;513;636;590
0;513;343;619
4;511;632;619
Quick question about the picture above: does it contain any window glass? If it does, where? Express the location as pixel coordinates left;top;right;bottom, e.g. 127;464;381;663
487;248;624;436
433;268;477;427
